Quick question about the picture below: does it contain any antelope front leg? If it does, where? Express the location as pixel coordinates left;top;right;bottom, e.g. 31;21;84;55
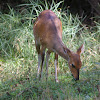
54;53;59;82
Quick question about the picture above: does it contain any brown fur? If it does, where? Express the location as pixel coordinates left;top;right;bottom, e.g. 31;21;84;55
33;10;84;81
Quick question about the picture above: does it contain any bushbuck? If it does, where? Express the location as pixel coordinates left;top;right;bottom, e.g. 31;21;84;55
33;10;84;82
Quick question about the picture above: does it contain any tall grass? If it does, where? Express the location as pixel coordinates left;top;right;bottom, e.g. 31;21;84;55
0;0;100;99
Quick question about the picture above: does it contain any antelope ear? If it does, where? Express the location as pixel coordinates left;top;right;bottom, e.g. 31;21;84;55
77;44;84;55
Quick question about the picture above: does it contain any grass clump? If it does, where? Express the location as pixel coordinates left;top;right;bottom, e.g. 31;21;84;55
0;0;100;100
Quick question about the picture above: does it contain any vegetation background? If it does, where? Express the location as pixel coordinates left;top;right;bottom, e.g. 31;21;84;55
0;0;100;99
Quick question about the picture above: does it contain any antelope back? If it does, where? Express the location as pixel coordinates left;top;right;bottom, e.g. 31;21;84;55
33;10;62;50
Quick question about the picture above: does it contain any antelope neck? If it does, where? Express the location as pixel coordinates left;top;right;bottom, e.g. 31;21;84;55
53;39;69;60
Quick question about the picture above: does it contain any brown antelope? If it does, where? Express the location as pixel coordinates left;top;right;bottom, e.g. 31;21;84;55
33;10;84;82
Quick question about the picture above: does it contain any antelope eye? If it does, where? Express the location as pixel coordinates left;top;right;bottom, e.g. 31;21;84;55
72;64;75;68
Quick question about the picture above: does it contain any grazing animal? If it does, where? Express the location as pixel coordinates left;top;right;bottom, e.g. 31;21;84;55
33;10;84;82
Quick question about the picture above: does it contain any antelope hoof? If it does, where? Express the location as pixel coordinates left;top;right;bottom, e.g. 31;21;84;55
56;79;59;83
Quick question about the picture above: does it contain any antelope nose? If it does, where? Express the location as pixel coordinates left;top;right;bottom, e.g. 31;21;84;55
75;69;79;81
75;77;79;81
